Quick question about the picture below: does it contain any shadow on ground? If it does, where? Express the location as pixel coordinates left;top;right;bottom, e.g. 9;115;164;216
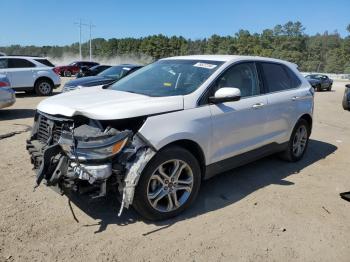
0;109;36;121
66;139;337;233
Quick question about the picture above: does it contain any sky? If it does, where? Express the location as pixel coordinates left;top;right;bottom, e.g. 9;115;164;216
1;0;349;46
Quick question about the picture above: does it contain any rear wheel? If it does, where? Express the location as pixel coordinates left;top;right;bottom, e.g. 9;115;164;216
280;119;310;162
34;79;53;96
133;146;201;221
63;70;72;77
317;84;321;92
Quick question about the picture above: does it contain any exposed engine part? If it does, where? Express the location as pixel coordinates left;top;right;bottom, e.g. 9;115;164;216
27;111;157;215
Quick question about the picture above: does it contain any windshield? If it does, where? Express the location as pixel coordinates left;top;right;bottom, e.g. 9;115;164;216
109;60;224;97
98;66;128;79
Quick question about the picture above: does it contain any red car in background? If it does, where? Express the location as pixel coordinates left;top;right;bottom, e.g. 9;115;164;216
53;61;99;77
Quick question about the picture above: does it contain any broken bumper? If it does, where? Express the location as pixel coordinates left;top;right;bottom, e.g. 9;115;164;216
26;112;156;215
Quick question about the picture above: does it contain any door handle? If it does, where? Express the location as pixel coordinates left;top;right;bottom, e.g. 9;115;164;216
252;103;265;109
291;96;300;101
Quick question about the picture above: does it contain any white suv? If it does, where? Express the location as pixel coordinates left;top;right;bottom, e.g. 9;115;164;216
0;56;61;95
27;55;314;220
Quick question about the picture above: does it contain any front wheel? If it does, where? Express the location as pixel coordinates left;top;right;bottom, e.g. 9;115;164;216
280;119;310;162
133;146;201;221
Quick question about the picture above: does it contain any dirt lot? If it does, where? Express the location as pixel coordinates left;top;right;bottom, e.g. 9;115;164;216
0;78;349;262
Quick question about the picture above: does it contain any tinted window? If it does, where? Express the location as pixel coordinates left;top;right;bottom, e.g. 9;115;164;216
261;63;294;92
284;66;301;88
35;59;54;67
0;58;8;69
214;62;260;98
8;58;35;68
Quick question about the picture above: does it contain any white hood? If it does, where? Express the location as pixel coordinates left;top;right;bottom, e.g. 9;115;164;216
37;86;184;120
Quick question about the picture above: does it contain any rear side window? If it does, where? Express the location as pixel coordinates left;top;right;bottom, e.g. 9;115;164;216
35;59;54;67
8;58;35;68
284;66;301;88
0;58;8;69
261;62;298;92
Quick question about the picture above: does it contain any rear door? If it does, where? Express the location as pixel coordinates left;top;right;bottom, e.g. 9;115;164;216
6;58;36;88
209;62;269;163
259;62;304;144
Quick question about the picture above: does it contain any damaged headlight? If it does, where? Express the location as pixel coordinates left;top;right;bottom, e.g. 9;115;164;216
59;124;132;161
73;136;129;160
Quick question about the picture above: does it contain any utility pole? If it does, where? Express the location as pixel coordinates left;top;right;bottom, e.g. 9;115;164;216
74;19;83;60
89;22;96;61
74;20;95;61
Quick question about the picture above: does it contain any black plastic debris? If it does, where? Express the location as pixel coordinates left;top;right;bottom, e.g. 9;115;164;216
340;192;350;202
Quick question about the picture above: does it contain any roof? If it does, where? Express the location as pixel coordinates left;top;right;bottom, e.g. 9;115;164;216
1;56;46;59
162;55;297;67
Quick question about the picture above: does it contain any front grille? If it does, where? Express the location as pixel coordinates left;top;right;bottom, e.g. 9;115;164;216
37;114;64;144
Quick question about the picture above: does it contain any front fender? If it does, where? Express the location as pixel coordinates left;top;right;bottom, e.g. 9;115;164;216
138;106;212;165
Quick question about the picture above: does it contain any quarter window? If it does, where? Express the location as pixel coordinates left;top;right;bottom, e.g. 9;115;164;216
8;58;35;68
213;62;260;98
261;63;296;92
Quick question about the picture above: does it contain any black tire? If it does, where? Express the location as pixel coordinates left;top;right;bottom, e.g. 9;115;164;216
317;84;321;92
34;79;53;96
133;146;201;221
64;70;72;77
280;119;310;162
327;84;332;91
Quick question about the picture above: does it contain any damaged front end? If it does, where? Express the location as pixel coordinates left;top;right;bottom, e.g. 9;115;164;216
26;111;156;215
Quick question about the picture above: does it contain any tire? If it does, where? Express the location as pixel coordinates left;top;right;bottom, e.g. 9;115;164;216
280;119;310;162
133;146;201;221
327;84;332;91
64;70;72;77
34;79;53;96
317;84;321;92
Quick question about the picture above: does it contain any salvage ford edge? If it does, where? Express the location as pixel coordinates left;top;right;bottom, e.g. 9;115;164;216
27;55;314;220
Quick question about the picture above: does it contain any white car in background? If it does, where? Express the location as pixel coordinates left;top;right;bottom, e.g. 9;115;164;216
27;55;314;220
0;74;15;109
0;56;60;96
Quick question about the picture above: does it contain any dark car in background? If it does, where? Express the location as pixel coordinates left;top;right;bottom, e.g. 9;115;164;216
53;61;99;77
305;74;333;91
76;65;111;78
343;84;350;111
62;64;142;92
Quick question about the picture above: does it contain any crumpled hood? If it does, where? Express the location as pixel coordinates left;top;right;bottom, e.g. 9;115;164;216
37;86;184;120
65;76;115;88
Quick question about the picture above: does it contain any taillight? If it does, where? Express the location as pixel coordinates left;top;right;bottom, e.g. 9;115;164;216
53;68;60;75
0;81;10;87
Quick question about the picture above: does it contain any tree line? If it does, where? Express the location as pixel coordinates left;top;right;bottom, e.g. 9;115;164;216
1;21;350;73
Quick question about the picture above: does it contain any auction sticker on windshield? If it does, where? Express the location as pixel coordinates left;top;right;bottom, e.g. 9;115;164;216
193;62;217;69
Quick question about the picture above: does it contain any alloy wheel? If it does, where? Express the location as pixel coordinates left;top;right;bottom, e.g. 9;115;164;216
147;159;194;213
292;125;308;157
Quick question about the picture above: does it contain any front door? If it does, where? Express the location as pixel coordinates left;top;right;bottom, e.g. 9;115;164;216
209;62;269;164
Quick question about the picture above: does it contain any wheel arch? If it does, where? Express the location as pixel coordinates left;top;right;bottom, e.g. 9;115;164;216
159;139;206;179
34;76;54;87
299;113;313;134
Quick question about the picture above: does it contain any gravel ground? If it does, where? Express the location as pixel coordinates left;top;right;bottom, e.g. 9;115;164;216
0;78;349;262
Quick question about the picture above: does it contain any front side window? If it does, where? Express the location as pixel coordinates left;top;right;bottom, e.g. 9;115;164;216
213;62;260;98
8;58;35;68
261;63;293;92
109;60;224;97
0;58;8;69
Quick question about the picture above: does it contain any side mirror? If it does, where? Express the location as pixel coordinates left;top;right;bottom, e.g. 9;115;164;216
345;84;350;89
209;87;241;104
